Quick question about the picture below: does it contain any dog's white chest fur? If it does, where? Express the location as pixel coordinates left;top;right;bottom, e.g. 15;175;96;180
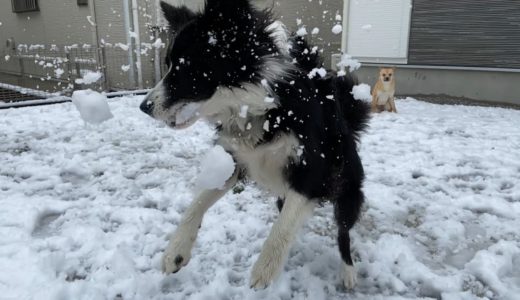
376;90;393;105
221;133;299;197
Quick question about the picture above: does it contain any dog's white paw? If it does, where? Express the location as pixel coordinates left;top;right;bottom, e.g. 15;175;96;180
250;249;283;289
162;227;196;274
343;264;357;290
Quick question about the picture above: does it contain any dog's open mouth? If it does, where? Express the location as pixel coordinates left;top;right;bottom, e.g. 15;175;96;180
170;102;202;129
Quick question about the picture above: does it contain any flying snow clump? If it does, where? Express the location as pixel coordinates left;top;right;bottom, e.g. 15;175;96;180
332;24;343;35
296;27;308;36
71;89;113;125
337;54;361;73
351;84;372;101
75;71;103;85
195;145;236;190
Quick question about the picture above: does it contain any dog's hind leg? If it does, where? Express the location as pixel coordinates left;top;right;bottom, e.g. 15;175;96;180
162;169;239;274
334;182;364;289
250;190;315;289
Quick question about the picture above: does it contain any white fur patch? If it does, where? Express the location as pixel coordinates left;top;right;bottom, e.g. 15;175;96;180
343;263;357;289
162;172;239;274
250;190;315;289
266;21;290;56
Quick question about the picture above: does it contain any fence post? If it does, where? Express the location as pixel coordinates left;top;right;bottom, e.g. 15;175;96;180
100;46;109;91
17;51;25;83
65;52;74;94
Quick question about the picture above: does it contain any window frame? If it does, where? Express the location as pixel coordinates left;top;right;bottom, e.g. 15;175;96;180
11;0;40;13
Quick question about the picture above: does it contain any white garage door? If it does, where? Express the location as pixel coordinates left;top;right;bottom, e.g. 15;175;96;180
346;0;412;64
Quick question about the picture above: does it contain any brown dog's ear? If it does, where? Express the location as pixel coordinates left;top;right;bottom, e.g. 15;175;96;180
160;1;197;31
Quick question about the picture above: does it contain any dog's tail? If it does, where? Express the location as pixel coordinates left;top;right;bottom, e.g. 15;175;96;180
334;74;370;142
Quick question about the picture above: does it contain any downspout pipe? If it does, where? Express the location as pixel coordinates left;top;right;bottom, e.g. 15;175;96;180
123;0;136;87
341;0;350;54
131;0;144;89
154;0;162;84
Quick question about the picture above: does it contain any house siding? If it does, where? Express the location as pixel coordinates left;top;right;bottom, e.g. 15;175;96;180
408;0;520;69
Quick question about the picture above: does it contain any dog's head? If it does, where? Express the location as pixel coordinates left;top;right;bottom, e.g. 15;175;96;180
140;0;277;129
379;67;395;83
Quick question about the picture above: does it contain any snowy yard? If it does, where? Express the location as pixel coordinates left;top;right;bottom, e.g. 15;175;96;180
1;96;519;299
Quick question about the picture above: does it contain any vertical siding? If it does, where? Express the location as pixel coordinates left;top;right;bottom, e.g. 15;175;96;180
409;0;520;69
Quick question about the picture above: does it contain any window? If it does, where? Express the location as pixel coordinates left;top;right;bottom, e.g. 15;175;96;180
77;0;88;6
12;0;39;13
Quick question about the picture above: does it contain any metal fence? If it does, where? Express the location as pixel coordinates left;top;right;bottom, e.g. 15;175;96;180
0;41;165;103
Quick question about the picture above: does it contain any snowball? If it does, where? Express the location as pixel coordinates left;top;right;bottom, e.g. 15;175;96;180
311;27;320;35
75;71;103;85
71;89;113;125
195;146;235;190
332;24;343;35
351;84;372;101
121;65;130;72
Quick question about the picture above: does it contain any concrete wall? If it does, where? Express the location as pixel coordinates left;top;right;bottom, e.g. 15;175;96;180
159;0;343;66
332;54;520;106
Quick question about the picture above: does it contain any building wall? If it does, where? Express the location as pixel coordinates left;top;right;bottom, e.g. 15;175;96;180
332;55;520;106
0;0;93;46
409;0;520;69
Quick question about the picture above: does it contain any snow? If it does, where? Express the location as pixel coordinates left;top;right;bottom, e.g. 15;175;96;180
195;145;235;191
1;96;520;299
71;90;113;125
332;24;343;35
308;67;327;79
351;84;372;101
75;71;103;85
337;54;362;73
296;27;308;36
86;16;96;26
362;24;373;31
311;27;320;35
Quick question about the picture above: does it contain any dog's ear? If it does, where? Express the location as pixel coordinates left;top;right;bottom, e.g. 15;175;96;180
160;1;197;31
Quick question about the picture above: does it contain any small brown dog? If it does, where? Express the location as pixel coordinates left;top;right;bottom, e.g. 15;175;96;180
371;67;397;113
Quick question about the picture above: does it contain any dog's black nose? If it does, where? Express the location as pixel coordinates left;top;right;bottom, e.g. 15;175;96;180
140;99;154;115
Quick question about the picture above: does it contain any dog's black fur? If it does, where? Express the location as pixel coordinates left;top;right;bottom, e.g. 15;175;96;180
141;0;369;287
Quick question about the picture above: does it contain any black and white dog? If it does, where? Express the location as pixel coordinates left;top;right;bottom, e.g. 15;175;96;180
140;0;369;290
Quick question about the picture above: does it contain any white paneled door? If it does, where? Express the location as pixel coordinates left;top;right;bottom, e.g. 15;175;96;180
345;0;412;64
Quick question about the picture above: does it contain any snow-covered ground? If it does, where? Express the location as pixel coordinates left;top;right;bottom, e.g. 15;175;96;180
1;96;519;300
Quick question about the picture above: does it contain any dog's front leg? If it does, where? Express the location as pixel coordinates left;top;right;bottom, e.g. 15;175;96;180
370;93;379;113
250;190;315;289
389;96;398;113
162;169;239;274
